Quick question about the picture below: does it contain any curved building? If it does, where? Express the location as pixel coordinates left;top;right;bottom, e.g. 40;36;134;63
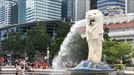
97;0;125;15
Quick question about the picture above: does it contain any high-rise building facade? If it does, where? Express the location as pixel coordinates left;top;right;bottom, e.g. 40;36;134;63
126;0;134;13
0;0;12;26
0;0;17;41
73;0;90;21
26;0;62;23
90;0;97;9
0;0;17;27
63;0;97;21
11;1;18;24
97;0;125;15
62;0;73;21
18;0;26;24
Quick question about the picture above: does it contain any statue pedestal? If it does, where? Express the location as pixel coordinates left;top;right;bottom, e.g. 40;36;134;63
72;60;113;70
70;70;117;75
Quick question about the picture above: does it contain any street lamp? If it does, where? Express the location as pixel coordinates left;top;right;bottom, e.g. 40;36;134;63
44;56;47;61
24;49;28;60
44;47;50;61
46;47;50;59
46;47;50;68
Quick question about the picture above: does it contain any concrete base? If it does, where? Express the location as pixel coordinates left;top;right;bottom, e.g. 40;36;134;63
0;69;117;75
1;66;133;75
70;70;116;75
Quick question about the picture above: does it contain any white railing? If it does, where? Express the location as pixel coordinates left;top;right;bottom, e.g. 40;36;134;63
108;30;134;37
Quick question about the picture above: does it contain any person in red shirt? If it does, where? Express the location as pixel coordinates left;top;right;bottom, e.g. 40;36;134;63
0;56;4;65
33;61;38;69
42;62;47;69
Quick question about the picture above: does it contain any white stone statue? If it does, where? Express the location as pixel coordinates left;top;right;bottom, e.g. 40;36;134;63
52;10;111;70
85;10;104;63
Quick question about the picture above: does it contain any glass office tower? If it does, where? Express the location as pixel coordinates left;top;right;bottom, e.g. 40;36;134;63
0;0;12;26
18;0;26;24
26;0;62;23
73;0;90;21
62;0;73;21
0;0;18;26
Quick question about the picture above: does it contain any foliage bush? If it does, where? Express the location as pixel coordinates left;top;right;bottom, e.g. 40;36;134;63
103;40;133;64
113;64;124;70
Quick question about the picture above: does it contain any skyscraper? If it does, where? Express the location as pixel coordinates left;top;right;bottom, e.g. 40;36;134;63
97;0;125;15
90;0;97;9
0;0;12;26
126;0;134;13
0;0;17;41
18;0;26;24
0;0;17;26
73;0;90;21
62;0;73;21
26;0;62;23
11;0;18;24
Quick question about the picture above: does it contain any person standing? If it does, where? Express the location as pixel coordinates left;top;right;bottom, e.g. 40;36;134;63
20;65;25;75
16;63;21;75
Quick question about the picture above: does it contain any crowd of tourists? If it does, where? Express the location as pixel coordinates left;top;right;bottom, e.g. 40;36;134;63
15;59;49;75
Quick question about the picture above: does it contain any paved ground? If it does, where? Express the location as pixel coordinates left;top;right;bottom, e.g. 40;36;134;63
0;66;133;75
123;67;134;75
0;66;69;75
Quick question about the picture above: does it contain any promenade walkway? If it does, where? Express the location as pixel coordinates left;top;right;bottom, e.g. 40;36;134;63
0;65;133;75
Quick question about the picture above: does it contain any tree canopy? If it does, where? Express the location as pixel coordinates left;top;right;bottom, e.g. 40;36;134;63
25;22;49;61
2;32;23;53
26;22;49;52
103;40;133;64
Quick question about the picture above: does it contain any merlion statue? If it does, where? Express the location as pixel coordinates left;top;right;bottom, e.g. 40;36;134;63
53;9;112;70
85;10;104;63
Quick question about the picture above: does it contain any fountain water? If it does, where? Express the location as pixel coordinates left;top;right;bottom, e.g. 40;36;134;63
52;19;87;69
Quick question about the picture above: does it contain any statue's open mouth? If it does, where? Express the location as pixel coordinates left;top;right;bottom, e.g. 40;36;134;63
90;19;95;22
90;19;95;25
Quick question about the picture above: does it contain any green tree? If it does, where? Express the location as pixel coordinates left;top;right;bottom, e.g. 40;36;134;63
27;21;48;51
51;37;63;56
2;32;23;54
103;40;133;64
57;22;71;37
115;42;132;60
26;21;49;61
